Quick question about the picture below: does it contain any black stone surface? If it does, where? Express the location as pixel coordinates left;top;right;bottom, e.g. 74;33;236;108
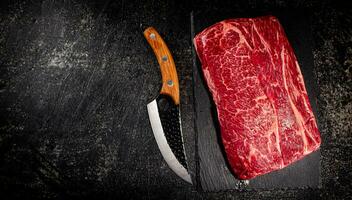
0;0;351;199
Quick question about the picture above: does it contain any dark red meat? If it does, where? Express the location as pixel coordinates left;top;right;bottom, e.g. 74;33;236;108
193;16;321;179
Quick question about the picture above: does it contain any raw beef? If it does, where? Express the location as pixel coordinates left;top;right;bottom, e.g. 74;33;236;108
193;16;321;179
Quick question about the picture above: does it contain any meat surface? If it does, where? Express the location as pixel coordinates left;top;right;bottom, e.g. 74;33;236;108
193;16;321;179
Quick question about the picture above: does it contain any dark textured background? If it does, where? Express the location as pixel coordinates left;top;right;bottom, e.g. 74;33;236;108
0;0;351;199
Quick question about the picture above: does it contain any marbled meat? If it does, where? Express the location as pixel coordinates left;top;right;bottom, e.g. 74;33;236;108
193;16;321;179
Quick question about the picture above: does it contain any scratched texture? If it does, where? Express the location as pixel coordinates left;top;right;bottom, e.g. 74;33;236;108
0;0;195;199
0;0;351;199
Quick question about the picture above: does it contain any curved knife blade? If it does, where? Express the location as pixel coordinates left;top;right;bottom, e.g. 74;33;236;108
147;96;191;183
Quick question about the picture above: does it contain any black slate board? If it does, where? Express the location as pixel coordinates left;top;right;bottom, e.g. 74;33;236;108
191;9;321;191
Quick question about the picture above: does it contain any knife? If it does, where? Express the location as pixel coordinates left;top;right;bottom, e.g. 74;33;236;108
144;27;192;184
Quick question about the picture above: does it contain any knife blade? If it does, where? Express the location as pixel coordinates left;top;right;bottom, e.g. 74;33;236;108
144;27;192;184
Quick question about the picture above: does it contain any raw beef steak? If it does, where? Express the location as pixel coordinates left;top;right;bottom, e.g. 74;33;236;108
193;16;321;180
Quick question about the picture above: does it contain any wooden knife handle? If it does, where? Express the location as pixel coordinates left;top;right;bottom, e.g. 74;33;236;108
144;27;180;105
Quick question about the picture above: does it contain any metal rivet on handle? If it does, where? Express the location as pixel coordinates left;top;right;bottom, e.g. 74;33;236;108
162;55;168;62
167;80;173;87
149;33;156;40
